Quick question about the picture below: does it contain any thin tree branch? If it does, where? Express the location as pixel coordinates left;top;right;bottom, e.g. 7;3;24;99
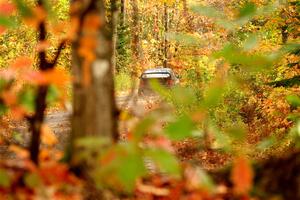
50;40;66;67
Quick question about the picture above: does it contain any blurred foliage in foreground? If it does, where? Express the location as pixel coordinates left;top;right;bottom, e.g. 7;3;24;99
0;0;299;199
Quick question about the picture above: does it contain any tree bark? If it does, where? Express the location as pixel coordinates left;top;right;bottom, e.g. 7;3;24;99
130;0;140;67
70;0;118;166
111;0;119;73
120;0;126;27
163;2;168;68
29;0;65;164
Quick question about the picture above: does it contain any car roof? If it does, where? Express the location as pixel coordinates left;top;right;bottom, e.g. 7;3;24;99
141;73;171;78
142;67;173;74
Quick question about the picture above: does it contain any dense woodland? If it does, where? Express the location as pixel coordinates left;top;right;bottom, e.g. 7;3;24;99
0;0;299;199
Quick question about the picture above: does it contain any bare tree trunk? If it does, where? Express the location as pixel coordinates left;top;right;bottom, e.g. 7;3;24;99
70;0;118;167
130;0;140;69
163;2;168;68
111;0;119;73
281;25;288;44
120;0;126;27
29;0;65;164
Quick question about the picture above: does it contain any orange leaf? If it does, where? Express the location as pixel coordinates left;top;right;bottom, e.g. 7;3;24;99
0;25;6;34
41;124;58;146
11;56;33;69
9;145;29;159
0;2;15;16
22;70;48;85
23;68;70;86
2;90;17;106
44;68;70;86
10;106;27;120
23;6;46;28
83;13;102;31
231;156;253;194
0;68;15;80
39;149;51;161
65;17;79;40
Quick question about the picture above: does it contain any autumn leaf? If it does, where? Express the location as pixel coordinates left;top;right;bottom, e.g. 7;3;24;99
0;2;15;16
9;145;29;159
23;6;46;28
231;156;253;195
11;56;32;69
65;17;79;40
0;25;5;34
23;68;70;86
22;70;47;85
10;106;27;120
1;90;17;106
41;124;58;146
83;13;102;31
0;68;15;80
44;68;70;86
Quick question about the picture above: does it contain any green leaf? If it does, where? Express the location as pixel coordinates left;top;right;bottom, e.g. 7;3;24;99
287;95;300;107
239;2;256;18
114;143;147;191
19;88;35;112
93;143;147;192
75;136;110;150
13;0;32;17
227;126;246;141
0;16;17;28
145;149;180;176
165;115;196;140
0;103;8;116
46;85;60;104
214;43;273;70
256;136;276;150
243;35;258;51
0;169;10;188
210;125;231;151
170;86;198;106
12;131;22;143
202;85;224;108
116;152;146;191
0;79;7;92
287;113;300;122
24;173;41;188
190;5;225;19
133;117;155;140
168;32;202;47
197;168;215;191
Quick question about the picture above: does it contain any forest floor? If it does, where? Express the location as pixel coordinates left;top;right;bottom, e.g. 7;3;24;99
0;95;230;170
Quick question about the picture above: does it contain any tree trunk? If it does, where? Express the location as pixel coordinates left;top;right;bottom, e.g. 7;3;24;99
163;3;168;68
70;0;118;167
120;0;126;27
29;0;65;164
111;0;119;73
281;25;288;44
130;0;140;68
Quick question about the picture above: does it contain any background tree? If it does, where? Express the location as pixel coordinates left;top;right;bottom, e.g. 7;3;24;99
70;0;118;166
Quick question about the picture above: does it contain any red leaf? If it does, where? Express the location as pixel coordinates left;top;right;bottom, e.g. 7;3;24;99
231;156;253;194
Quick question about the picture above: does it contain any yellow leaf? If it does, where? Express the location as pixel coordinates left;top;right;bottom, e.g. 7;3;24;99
41;124;58;146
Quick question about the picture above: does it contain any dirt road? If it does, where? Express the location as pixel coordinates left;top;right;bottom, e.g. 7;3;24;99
0;95;140;159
